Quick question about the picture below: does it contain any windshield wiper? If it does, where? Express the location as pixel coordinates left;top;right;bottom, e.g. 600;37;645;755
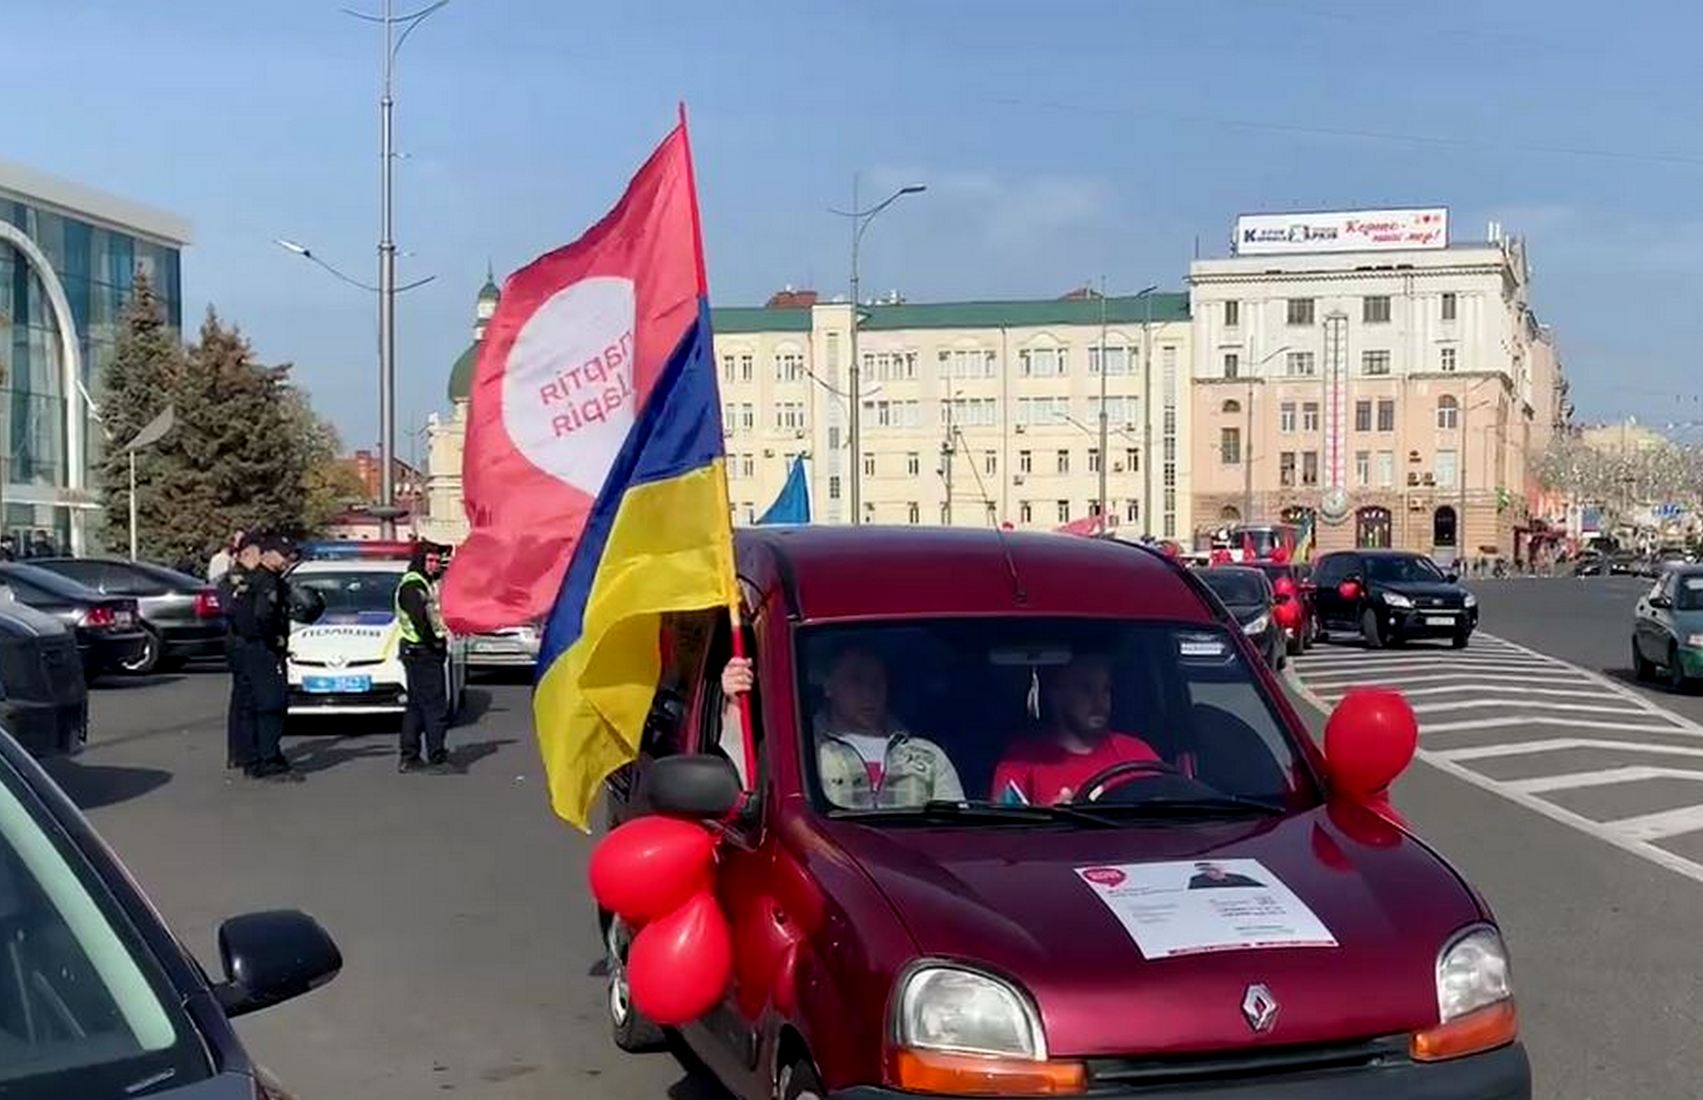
836;799;1122;828
1074;793;1287;817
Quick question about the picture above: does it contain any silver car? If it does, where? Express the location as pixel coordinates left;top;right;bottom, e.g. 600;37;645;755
467;622;542;669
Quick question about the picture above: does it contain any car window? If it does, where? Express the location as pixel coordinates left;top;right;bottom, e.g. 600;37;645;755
33;562;106;590
290;570;400;615
795;618;1315;816
1311;555;1348;586
1363;555;1446;584
89;564;173;598
1200;569;1268;605
0;765;208;1096
1678;576;1703;612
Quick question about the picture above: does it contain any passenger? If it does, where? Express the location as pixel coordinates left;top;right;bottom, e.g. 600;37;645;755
720;644;964;809
990;653;1162;806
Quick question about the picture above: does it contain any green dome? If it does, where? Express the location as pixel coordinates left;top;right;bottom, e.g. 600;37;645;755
478;276;500;303
448;341;479;404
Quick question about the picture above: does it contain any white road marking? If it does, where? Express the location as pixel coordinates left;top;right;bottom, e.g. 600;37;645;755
1286;630;1703;886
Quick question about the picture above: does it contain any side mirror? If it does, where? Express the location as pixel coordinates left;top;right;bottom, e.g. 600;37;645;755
1651;595;1672;610
640;754;743;820
1445;571;1460;584
214;910;342;1018
1322;688;1417;804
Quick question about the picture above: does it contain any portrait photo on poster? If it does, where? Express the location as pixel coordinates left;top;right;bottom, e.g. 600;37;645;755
1074;859;1337;959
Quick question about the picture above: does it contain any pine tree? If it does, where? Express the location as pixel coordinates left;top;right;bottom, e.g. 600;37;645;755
96;275;183;555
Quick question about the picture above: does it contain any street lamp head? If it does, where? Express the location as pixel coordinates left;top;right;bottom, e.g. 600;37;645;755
899;184;927;196
275;238;311;257
1137;284;1158;297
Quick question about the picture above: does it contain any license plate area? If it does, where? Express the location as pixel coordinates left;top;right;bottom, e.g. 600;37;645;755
304;675;372;693
1424;615;1455;626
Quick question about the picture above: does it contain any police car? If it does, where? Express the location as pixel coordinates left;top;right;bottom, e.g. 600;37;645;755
284;542;467;718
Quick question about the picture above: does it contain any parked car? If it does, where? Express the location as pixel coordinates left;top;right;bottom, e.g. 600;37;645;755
0;593;88;757
467;622;542;669
1632;566;1703;691
1607;549;1641;576
0;725;339;1096
0;563;146;678
1310;550;1479;648
1250;560;1317;655
601;527;1529;1099
1198;566;1284;669
1571;551;1605;577
30;558;225;674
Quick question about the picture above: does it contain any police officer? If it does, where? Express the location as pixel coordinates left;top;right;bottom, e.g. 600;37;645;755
220;534;262;771
230;534;300;781
395;540;452;773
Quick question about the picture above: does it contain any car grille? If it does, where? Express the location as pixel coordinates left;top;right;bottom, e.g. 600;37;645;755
1412;595;1458;609
289;684;404;708
1085;1035;1408;1089
292;657;387;669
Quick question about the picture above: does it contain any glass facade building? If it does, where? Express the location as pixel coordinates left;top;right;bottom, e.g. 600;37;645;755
0;159;189;553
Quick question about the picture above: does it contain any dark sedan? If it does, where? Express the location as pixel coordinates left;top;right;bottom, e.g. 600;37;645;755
1312;550;1479;648
0;563;146;679
1198;565;1285;668
0;598;88;757
0;728;340;1097
30;558;225;674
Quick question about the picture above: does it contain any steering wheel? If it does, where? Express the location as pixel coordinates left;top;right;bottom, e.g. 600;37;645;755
1069;759;1183;803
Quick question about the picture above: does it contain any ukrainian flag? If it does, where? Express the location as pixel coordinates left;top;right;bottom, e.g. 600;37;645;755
532;301;735;828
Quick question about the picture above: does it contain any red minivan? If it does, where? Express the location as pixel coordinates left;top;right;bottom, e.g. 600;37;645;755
601;527;1529;1100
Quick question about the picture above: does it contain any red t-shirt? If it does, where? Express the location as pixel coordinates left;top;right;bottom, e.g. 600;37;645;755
990;732;1160;806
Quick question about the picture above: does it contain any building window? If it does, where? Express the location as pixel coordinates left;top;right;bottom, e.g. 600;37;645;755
1441;292;1458;322
1301;451;1319;486
722;403;736;433
1056;449;1070;474
1355;399;1372;432
1057;500;1071;523
1220;427;1241;464
775;351;805;382
1285;351;1316;376
906;451;920;476
1088;346;1130;376
1437;395;1459;430
1225;299;1241;327
1354;450;1370;486
1286;298;1315;326
828;475;842;500
739;354;753;383
1375;450;1395;487
1222;398;1242;414
863;454;876;477
1279;402;1297;433
741;404;755;431
1377;399;1396;432
828;425;842;450
1020;501;1033;523
907;502;920;524
1278;452;1296;487
1125;499;1141;523
1440;347;1457;372
720;355;736;383
1018;449;1033;475
1088;448;1102;473
1020;347;1065;377
984;451;997;475
1124;448;1139;473
1302;401;1320;432
1363;296;1392;324
1362;350;1391;376
1087;499;1103;517
1435;448;1458;488
1223;352;1240;379
741;454;754;478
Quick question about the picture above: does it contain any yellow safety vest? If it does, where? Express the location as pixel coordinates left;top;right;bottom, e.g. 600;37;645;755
395;571;444;644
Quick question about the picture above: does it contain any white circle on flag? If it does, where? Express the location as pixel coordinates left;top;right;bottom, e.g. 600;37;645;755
501;276;638;495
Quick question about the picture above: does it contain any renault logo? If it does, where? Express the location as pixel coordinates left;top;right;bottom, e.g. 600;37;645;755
1241;983;1279;1033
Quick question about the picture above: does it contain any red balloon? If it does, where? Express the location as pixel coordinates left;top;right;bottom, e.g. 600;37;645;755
588;816;715;925
1273;575;1297;598
1273;598;1302;630
1323;688;1418;801
1338;580;1361;601
1271;546;1291;564
628;891;733;1025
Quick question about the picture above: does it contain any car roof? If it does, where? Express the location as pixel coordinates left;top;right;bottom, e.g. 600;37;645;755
0;561;101;599
289;559;406;575
734;526;1215;624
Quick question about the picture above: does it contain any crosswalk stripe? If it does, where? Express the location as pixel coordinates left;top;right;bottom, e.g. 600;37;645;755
1410;698;1658;717
1305;671;1593;689
1507;765;1703;795
1419;717;1688;736
1433;738;1703;763
1610;804;1703;842
1318;684;1620;702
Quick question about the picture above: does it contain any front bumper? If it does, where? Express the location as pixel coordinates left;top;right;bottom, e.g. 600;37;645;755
287;682;405;715
1;698;88;757
1382;606;1479;639
834;1042;1529;1100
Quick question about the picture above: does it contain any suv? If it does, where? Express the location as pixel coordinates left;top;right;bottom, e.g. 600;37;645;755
1311;550;1479;649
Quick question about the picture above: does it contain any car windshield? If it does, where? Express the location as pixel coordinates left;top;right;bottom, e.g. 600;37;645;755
1199;570;1267;606
291;571;399;615
0;765;207;1096
1678;576;1703;612
1364;555;1446;584
796;618;1315;820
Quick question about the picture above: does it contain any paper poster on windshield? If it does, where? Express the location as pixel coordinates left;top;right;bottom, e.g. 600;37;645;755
1075;859;1337;959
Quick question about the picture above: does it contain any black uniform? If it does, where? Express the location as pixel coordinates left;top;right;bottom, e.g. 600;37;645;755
396;567;450;770
219;564;255;769
230;566;292;778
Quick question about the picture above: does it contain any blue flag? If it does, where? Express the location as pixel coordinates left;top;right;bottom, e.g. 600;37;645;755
756;456;811;525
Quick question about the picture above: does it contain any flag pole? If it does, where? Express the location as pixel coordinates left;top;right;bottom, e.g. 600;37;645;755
678;101;757;785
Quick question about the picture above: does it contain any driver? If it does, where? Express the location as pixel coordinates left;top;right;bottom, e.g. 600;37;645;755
989;653;1161;805
720;644;964;809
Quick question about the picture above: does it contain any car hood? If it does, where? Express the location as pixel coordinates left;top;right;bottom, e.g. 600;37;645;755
1377;580;1466;603
1223;602;1268;625
820;803;1481;1056
289;611;399;661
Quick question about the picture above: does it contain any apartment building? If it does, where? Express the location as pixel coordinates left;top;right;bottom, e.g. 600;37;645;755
1189;210;1561;562
714;290;1192;537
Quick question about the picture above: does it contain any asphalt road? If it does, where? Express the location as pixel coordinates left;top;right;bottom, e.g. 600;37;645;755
34;577;1703;1100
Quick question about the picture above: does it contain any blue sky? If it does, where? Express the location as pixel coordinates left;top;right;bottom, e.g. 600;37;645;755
9;0;1703;448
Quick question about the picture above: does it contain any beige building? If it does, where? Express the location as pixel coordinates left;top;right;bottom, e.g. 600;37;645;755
1189;226;1565;563
426;286;1194;541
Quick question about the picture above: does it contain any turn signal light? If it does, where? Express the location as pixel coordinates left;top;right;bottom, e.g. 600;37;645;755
889;1049;1087;1096
195;589;222;619
82;606;118;629
1410;1000;1519;1063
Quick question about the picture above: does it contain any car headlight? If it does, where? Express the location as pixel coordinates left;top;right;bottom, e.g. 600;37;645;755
1243;614;1270;635
1383;592;1414;609
1687;633;1703;648
1463;592;1478;609
896;965;1045;1059
1436;927;1512;1022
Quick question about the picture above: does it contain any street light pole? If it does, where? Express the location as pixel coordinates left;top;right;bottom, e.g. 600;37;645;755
1136;287;1156;536
834;177;925;526
1096;278;1109;530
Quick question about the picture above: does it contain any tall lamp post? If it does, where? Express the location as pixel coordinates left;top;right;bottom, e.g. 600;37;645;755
832;178;925;526
1131;286;1157;536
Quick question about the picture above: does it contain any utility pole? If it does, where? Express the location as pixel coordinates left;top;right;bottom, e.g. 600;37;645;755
1137;287;1156;536
942;392;956;525
1096;278;1109;530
